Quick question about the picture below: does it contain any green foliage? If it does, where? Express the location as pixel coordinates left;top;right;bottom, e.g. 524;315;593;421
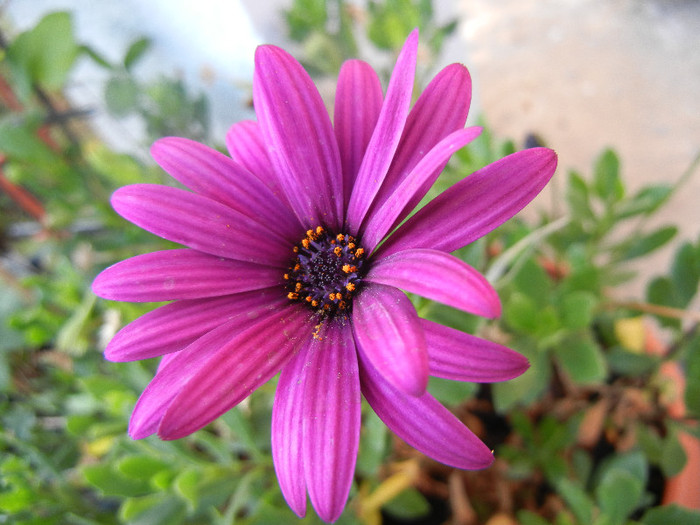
284;0;457;84
5;12;79;98
1;6;700;525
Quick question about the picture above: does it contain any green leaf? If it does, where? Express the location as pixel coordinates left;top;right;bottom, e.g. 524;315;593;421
641;504;700;525
513;258;552;307
685;335;700;417
428;376;478;405
566;171;596;221
555;478;594;524
595;469;644;525
79;44;113;69
504;292;559;337
124;37;152;71
593;148;624;203
357;407;388;477
559;291;597;330
7;12;79;93
383;487;430;520
285;0;327;41
83;464;152;497
617;225;677;261
555;338;607;385
117;455;170;481
105;76;140;117
517;510;551;525
671;242;700;305
119;494;187;525
646;276;682;329
0;116;57;164
616;184;673;219
607;346;658;376
492;346;550;412
660;427;687;477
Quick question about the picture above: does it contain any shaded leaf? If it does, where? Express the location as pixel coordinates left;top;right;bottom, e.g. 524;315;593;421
124;37;151;71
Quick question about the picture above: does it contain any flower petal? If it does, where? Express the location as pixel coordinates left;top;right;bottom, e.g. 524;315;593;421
421;319;529;382
92;249;282;302
111;184;290;266
361;127;482;251
369;63;472;220
225;120;281;194
366;249;500;318
272;343;310;518
303;322;361;522
254;45;343;228
128;305;284;439
359;354;494;470
376;148;558;257
104;289;286;362
151;137;302;239
334;59;383;208
352;283;428;396
346;30;418;232
158;304;315;439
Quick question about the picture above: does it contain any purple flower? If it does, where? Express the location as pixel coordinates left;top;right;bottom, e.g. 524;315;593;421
93;30;557;522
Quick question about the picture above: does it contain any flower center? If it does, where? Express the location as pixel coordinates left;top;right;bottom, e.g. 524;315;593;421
284;226;365;317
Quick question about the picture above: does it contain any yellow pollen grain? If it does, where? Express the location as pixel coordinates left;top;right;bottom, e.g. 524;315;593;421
287;292;299;300
346;282;356;292
338;301;346;309
333;246;342;256
328;292;336;301
283;273;289;280
347;243;355;250
336;234;345;242
342;264;351;273
305;295;312;302
306;229;314;238
302;239;310;249
311;300;319;307
355;248;365;258
316;226;324;235
295;282;302;292
293;246;299;253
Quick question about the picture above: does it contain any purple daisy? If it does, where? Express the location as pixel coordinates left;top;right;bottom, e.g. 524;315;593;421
93;30;557;522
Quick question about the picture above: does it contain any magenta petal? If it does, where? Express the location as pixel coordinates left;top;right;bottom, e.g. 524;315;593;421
104;289;286;362
151;137;301;239
92;249;282;302
158;305;315;439
303;322;361;522
359;354;494;470
366;249;501;318
345;30;418;232
421;319;529;382
225;120;283;195
376;63;472;204
351;283;428;396
362;127;482;251
128;305;284;439
111;184;290;266
254;45;343;228
334;59;383;208
272;345;310;518
376;148;559;257
129;338;217;440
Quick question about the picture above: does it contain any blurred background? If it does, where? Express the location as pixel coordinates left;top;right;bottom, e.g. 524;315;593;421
1;1;699;524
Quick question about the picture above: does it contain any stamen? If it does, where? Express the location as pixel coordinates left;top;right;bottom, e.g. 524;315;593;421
284;226;366;317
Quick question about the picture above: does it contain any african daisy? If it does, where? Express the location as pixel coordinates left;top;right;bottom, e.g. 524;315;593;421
93;29;557;522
